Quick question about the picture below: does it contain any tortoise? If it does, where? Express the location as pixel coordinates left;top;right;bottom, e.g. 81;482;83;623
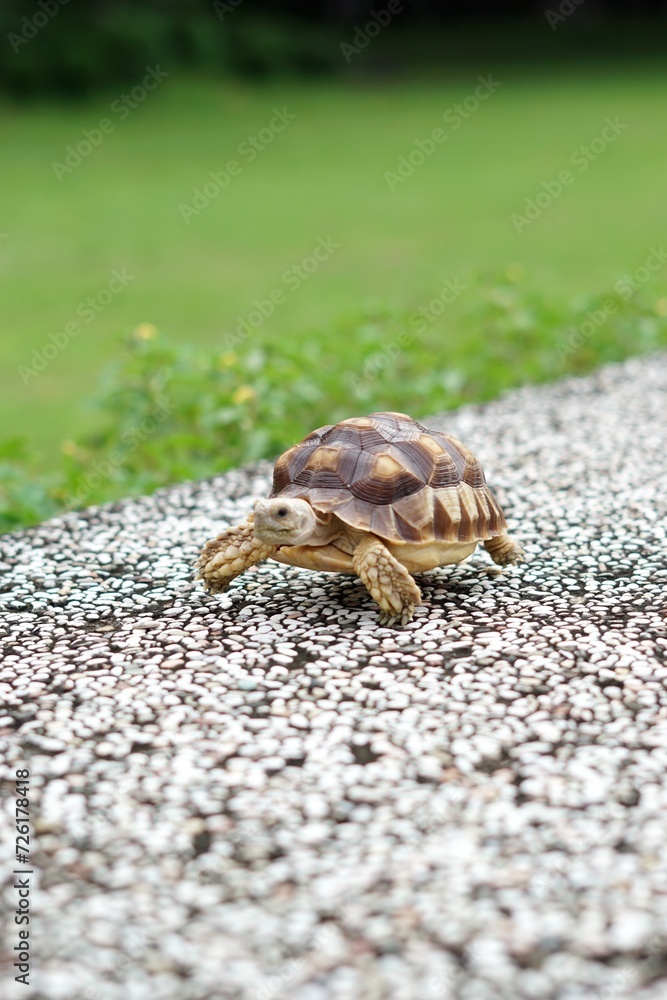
196;412;524;624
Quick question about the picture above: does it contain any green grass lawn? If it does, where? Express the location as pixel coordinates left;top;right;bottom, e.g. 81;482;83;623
2;64;667;525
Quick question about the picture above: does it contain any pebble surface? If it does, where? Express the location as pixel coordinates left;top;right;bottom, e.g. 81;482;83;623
1;354;667;1000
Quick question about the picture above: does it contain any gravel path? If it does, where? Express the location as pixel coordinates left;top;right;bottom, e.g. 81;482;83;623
2;355;667;1000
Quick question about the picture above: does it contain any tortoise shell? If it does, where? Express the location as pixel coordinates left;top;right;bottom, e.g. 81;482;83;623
270;412;507;545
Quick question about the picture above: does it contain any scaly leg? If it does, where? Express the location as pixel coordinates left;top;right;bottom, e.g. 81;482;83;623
352;534;422;626
484;531;524;566
196;514;277;593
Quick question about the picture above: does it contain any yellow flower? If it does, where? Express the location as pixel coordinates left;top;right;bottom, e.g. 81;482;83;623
133;323;158;340
505;263;526;284
219;352;238;367
61;440;86;460
654;298;667;317
232;385;256;405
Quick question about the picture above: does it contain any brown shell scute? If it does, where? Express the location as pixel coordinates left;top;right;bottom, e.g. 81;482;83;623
270;412;507;545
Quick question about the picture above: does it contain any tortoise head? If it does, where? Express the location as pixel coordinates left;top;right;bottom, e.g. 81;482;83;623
253;498;317;546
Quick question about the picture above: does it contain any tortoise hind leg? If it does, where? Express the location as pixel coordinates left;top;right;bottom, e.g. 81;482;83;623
484;531;524;566
196;514;277;593
352;534;422;626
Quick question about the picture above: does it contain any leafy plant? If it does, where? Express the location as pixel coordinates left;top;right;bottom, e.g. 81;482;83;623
2;273;666;533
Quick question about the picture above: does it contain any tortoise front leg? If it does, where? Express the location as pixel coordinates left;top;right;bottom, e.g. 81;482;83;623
484;531;524;566
352;534;422;626
196;514;278;594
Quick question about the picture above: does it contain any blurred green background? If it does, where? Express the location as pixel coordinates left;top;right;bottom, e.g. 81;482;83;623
1;2;667;530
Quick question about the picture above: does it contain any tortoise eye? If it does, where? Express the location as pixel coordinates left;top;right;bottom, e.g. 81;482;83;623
277;507;288;517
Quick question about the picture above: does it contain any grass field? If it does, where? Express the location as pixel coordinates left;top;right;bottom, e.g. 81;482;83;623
2;64;667;524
